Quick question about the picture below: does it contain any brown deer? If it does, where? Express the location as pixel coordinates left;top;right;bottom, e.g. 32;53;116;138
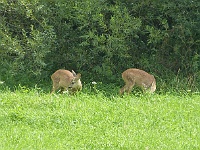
119;68;156;95
51;69;82;94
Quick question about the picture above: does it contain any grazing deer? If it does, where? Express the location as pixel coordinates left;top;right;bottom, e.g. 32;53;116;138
51;69;82;94
119;68;156;95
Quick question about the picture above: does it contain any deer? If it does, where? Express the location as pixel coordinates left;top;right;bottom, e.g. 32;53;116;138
51;69;82;94
119;68;156;95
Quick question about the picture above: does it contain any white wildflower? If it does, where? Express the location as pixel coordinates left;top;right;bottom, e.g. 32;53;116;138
92;81;97;85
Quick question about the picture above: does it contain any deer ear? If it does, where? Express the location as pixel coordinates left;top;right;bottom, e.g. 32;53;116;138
72;70;76;76
75;73;81;80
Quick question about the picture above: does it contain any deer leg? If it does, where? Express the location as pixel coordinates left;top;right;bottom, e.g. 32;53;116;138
126;81;135;94
51;82;59;94
119;86;126;95
150;81;156;93
120;80;135;95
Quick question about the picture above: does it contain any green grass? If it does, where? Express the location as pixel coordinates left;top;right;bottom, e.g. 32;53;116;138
0;85;200;150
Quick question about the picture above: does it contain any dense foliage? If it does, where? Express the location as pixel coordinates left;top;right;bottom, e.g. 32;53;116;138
0;0;200;91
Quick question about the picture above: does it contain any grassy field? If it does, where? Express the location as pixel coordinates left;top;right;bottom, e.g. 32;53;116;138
0;85;200;150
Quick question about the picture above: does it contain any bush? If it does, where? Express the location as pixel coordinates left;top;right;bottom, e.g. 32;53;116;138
0;0;200;91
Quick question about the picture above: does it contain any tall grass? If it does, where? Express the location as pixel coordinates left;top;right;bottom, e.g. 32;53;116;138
0;84;200;150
